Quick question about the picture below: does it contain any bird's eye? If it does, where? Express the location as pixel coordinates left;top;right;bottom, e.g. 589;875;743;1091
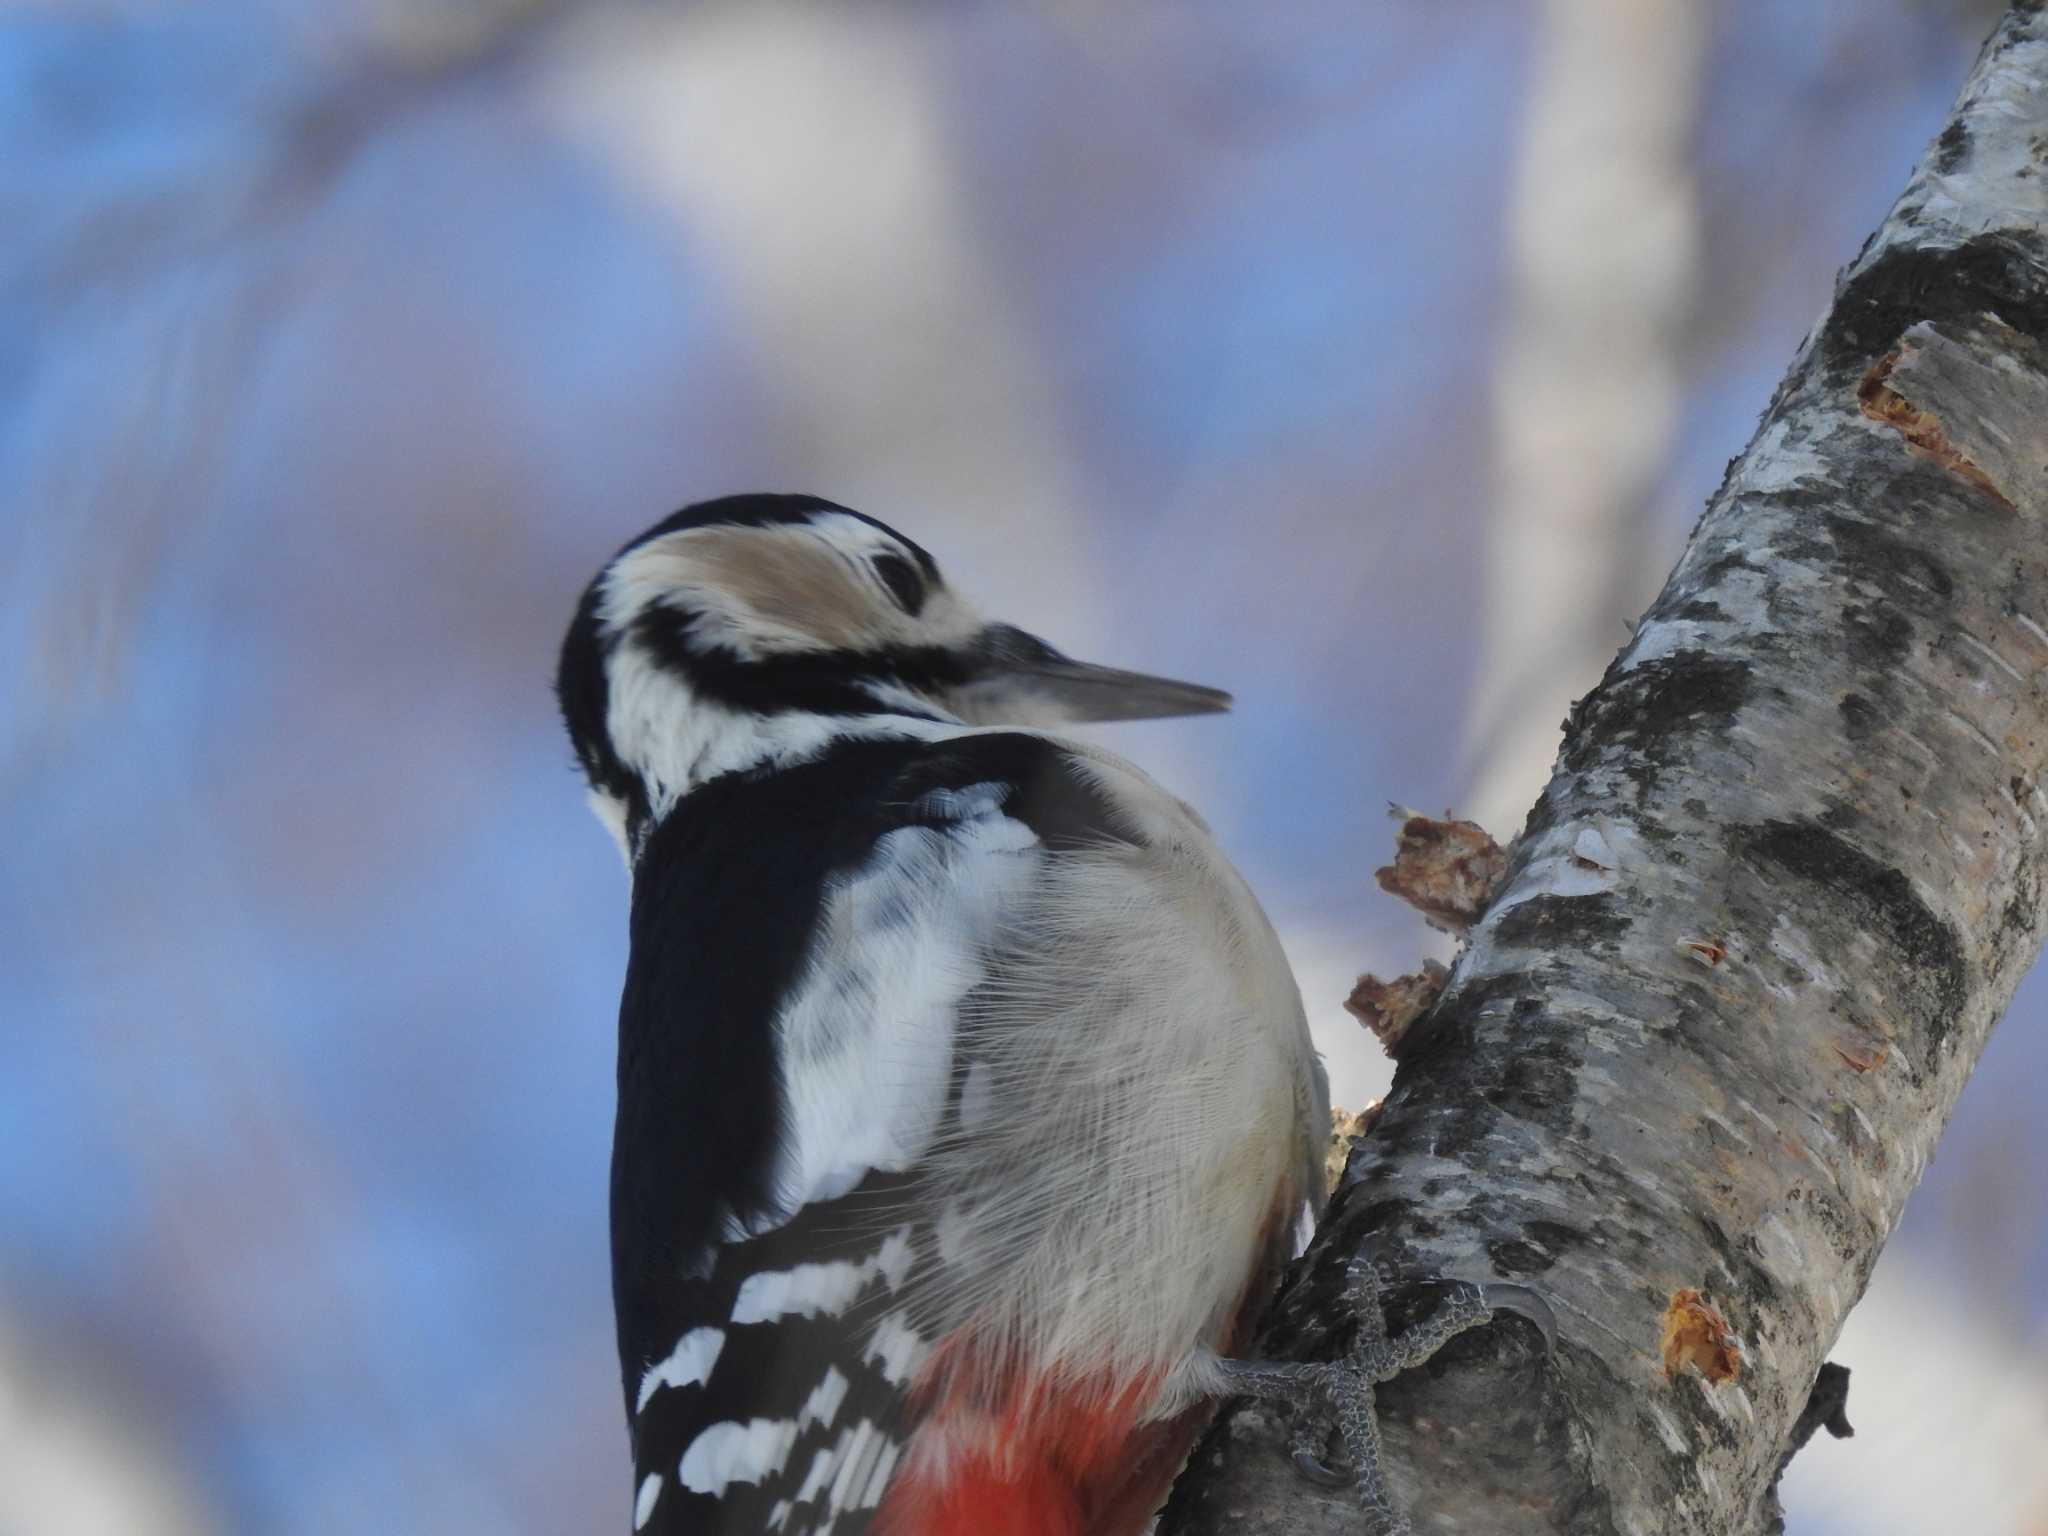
871;552;927;616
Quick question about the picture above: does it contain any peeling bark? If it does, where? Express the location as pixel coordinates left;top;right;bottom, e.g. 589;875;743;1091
1160;7;2048;1533
1345;963;1449;1058
1373;814;1510;934
1326;1104;1384;1195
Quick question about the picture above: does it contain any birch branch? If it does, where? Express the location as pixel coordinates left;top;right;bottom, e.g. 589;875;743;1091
1162;5;2048;1531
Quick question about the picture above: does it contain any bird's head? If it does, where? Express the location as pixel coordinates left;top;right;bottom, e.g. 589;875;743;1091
557;494;1228;859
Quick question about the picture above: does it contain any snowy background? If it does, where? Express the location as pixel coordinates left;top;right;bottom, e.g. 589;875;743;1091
3;2;2042;1532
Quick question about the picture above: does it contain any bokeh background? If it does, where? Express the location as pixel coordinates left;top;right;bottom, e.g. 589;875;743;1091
4;1;2043;1532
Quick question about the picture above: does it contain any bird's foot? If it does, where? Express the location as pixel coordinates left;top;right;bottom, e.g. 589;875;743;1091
1214;1259;1555;1536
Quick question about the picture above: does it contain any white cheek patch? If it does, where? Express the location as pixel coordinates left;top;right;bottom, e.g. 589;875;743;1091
586;520;993;827
604;637;855;824
599;632;972;832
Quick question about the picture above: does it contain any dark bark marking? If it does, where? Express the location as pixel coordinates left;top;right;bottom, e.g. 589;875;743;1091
1784;1183;1875;1267
1489;1033;1584;1139
1525;1218;1592;1257
1838;693;1878;741
1821;229;2048;379
1488;1237;1557;1277
1642;564;1743;631
1493;894;1633;948
1814;509;1957;605
1559;651;1753;800
1348;1196;1430;1250
1698;1213;1785;1316
1670;1372;1744;1453
1359;992;1588;1234
1818;799;1862;834
1842;604;1914;666
1517;783;1569;851
1732;819;1968;1057
1657;980;1786;1083
1390;968;1540;1073
1766;508;1956;764
1934;117;1971;173
1697;549;1766;586
2003;874;2038;942
1997;853;2039;972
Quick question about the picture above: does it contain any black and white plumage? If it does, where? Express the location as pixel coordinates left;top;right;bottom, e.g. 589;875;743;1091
557;496;1331;1536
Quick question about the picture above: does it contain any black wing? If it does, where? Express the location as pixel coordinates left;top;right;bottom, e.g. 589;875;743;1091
612;732;1125;1534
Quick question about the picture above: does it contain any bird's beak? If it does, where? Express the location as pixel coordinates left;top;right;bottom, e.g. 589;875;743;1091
950;624;1232;725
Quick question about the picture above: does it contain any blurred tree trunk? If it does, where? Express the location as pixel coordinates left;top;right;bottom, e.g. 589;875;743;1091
1463;0;1702;835
1161;5;2048;1533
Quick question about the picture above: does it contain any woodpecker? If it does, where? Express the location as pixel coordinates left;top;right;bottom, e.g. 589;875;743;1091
558;495;1528;1536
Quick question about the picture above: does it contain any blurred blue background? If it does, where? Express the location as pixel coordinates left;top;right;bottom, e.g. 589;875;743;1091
2;2;2042;1532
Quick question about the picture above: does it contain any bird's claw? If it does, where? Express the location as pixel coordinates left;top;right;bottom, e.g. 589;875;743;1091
1289;1443;1354;1489
1468;1280;1559;1355
1215;1260;1549;1535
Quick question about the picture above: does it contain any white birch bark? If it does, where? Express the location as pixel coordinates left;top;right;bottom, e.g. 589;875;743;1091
1163;5;2048;1531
